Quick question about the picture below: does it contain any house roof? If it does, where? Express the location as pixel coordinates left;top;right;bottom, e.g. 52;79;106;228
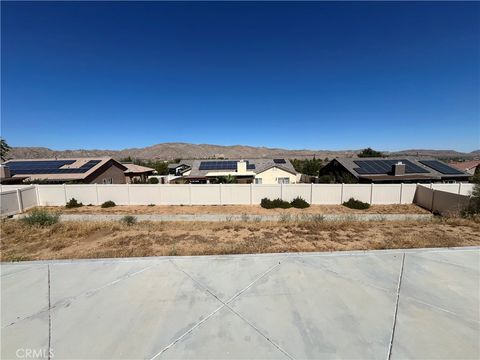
186;158;297;178
332;157;469;180
449;160;480;172
4;157;127;181
122;163;155;174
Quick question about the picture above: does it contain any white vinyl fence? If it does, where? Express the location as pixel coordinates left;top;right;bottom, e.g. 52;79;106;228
0;183;475;216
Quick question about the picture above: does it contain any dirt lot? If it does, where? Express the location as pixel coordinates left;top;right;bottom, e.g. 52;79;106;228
38;204;429;215
1;218;478;262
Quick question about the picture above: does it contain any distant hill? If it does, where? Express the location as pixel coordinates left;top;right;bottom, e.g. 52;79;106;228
6;143;479;161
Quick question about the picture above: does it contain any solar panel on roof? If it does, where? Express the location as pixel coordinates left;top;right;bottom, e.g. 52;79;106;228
199;160;255;171
353;159;429;175
6;159;101;175
419;160;465;175
273;159;286;164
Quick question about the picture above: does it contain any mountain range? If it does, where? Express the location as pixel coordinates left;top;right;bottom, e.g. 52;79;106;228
7;143;480;161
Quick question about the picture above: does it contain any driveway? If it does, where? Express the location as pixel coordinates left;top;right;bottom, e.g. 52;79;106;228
1;247;479;359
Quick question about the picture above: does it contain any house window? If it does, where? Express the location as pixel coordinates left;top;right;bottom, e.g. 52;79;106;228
277;177;290;184
255;178;262;184
102;178;113;184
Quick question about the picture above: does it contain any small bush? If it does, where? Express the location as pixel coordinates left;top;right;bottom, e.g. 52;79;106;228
22;209;59;226
65;198;83;208
120;215;137;226
101;200;116;208
290;197;310;209
148;203;155;207
342;198;370;210
260;198;292;209
148;177;159;184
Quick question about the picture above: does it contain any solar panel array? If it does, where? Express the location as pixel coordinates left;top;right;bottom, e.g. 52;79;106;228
419;160;465;175
353;159;429;175
199;161;255;171
273;159;286;164
7;160;101;175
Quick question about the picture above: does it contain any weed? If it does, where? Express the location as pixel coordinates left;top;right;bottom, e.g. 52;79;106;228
342;198;370;210
290;197;310;209
101;201;116;208
66;198;83;209
279;213;292;222
22;209;59;227
120;215;137;226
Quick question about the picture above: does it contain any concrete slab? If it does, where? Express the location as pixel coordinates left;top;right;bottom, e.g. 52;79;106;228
391;296;480;359
49;261;222;359
160;306;291;359
1;265;49;327
229;257;398;359
1;247;479;360
171;256;284;301
1;315;50;360
401;252;480;321
50;259;158;305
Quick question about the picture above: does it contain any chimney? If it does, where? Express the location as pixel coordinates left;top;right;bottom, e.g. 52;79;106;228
392;161;406;176
236;160;247;174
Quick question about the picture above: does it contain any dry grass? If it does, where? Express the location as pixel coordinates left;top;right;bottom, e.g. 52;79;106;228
38;204;429;215
1;217;479;262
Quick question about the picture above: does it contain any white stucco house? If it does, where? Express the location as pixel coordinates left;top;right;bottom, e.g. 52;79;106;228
185;159;299;184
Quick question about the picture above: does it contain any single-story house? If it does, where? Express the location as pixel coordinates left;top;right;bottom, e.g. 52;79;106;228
185;159;298;184
449;160;480;176
319;157;470;184
3;157;128;184
122;163;155;183
168;162;192;176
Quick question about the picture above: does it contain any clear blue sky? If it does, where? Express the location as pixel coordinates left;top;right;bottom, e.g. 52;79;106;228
2;1;479;152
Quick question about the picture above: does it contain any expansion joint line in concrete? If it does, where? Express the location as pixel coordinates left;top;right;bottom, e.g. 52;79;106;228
1;263;157;329
47;265;52;360
150;258;292;360
387;252;405;360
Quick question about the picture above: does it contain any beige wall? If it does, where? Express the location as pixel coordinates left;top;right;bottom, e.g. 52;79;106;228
254;167;297;184
88;164;126;184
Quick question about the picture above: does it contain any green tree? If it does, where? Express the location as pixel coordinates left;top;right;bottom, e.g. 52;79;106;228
1;138;11;161
357;148;384;158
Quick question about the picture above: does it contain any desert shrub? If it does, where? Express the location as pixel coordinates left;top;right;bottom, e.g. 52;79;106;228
290;197;310;208
65;198;83;209
462;182;480;218
342;198;370;210
120;215;137;226
22;209;59;226
148;177;159;184
260;198;291;209
101;200;116;208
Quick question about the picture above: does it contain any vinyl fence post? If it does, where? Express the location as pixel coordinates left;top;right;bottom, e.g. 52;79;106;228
458;182;462;195
16;189;24;213
310;183;313;204
370;183;374;204
399;183;403;204
35;185;40;206
430;189;436;212
340;183;344;204
280;183;283;200
219;184;222;205
189;184;192;205
63;184;67;205
250;183;253;205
